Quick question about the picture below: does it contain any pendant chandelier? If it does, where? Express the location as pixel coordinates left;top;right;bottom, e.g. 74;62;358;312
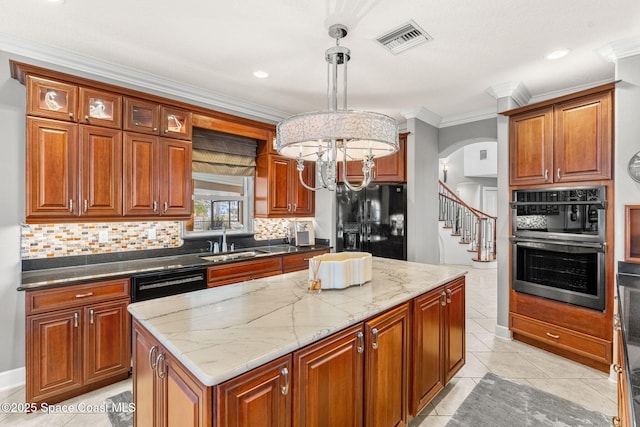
275;24;399;192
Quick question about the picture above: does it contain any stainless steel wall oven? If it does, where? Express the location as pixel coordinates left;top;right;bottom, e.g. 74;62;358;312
510;186;606;311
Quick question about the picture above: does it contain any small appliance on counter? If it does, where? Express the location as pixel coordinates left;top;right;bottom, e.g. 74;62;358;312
290;219;315;246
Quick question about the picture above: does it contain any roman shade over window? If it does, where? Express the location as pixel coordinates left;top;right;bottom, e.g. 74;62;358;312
192;128;258;176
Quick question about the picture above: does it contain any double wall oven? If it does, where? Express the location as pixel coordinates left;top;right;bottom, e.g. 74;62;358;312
511;186;607;311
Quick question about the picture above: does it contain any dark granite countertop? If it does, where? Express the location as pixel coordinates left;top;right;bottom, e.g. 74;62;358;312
20;245;330;291
617;261;640;427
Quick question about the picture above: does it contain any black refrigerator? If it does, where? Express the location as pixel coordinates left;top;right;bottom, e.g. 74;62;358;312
336;183;407;260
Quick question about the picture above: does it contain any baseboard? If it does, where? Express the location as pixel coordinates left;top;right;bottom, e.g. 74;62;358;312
494;324;512;340
0;366;25;392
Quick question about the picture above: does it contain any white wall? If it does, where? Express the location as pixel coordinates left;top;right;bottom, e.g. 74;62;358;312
614;55;640;262
0;50;26;372
463;141;497;177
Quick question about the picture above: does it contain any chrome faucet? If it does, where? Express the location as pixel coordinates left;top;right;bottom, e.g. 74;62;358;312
221;224;228;253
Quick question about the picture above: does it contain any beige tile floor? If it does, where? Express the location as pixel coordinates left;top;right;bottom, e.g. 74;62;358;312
0;266;617;426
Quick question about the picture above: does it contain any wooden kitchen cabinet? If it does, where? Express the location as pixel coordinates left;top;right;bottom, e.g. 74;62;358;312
282;248;331;273
216;355;292;427
507;85;613;186
26;118;123;221
411;278;465;415
364;302;410;427
340;132;407;184
27;76;122;129
25;279;130;407
133;318;212;427
123;132;192;218
124;97;192;140
255;153;315;218
293;323;364;427
207;257;283;288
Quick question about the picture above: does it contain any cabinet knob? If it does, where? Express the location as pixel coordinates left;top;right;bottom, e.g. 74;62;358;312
153;127;158;132
84;115;90;122
280;367;289;396
356;331;364;353
612;415;621;426
69;112;74;119
371;328;379;350
613;364;623;374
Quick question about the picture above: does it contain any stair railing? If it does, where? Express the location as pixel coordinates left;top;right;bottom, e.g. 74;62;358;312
438;180;496;262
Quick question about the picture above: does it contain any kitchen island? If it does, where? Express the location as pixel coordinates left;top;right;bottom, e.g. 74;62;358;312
129;257;467;426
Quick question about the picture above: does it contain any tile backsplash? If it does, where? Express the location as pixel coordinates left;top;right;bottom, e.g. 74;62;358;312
21;221;182;260
253;218;291;240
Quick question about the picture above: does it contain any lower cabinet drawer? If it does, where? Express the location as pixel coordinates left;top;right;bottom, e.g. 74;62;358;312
208;257;283;287
282;249;330;273
26;279;130;315
510;313;611;364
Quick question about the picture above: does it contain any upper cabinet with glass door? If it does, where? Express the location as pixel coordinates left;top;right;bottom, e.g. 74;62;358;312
124;97;192;140
27;76;122;129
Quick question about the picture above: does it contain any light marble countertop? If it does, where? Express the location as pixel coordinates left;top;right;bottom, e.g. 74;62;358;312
128;257;467;387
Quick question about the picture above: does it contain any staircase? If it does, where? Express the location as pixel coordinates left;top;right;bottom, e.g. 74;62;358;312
438;181;496;268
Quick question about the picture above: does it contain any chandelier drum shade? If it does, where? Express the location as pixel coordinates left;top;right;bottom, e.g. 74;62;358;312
275;24;399;192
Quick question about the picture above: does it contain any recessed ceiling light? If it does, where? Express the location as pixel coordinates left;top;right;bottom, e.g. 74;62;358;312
253;70;269;79
546;49;571;60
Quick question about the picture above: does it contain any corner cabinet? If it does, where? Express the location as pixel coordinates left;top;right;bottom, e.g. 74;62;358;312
255;152;315;218
25;279;131;407
133;318;212;427
507;85;613;186
412;277;465;415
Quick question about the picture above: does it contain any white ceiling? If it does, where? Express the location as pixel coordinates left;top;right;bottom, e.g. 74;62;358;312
1;0;639;126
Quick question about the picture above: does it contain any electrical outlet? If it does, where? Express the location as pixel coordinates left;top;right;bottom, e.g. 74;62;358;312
98;230;108;244
148;227;156;240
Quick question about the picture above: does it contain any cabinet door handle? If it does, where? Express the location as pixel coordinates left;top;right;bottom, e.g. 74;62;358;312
613;415;621;426
156;353;166;379
163;201;168;213
83;200;88;213
546;332;560;339
153;201;158;213
73;312;79;328
371;328;379;350
441;291;447;306
75;292;94;298
69;112;74;120
544;169;549;181
280;367;289;395
148;345;159;370
69;199;74;213
614;314;621;331
84;115;90;123
287;203;291;212
152;127;158;132
613;364;623;374
556;168;561;180
164;129;168;134
446;289;452;304
89;309;94;324
356;331;364;353
293;203;297;212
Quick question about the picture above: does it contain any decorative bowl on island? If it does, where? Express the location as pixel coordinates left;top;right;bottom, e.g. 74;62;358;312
308;252;373;290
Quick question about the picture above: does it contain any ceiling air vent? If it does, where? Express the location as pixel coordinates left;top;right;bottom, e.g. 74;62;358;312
376;20;433;55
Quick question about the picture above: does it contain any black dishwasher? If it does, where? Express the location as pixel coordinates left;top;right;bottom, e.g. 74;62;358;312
130;266;207;302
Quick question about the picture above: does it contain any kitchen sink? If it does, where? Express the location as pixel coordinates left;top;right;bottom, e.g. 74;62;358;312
255;244;301;254
200;250;258;263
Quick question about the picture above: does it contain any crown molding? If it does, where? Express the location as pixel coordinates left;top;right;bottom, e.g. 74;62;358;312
528;78;615;104
486;81;531;107
400;106;442;128
597;35;640;62
439;108;497;128
0;33;288;124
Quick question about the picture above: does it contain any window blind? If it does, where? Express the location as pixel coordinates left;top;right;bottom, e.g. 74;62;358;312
191;128;258;176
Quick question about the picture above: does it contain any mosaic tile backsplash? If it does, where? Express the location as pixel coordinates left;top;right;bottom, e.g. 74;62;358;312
21;221;183;259
253;218;292;240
